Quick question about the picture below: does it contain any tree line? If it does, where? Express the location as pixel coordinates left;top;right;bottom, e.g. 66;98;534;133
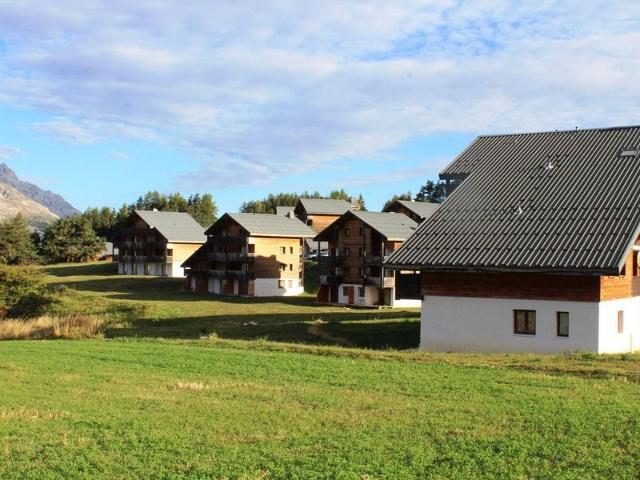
240;189;366;214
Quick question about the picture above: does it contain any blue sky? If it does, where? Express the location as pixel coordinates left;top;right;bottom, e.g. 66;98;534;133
0;1;638;214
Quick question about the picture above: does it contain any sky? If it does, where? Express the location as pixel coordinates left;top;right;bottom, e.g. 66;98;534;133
0;1;638;214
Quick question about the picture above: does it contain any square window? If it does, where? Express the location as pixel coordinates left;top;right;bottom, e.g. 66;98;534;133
618;310;624;333
514;310;536;335
557;312;569;337
359;227;364;236
359;247;365;257
342;286;349;296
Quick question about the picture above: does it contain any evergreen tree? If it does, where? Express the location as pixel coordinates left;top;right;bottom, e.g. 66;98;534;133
382;191;412;211
40;216;104;263
0;214;39;265
415;181;445;203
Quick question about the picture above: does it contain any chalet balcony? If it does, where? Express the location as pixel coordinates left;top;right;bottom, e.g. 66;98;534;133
206;270;255;280
318;255;346;265
364;276;395;288
319;274;343;285
207;252;255;262
209;236;248;246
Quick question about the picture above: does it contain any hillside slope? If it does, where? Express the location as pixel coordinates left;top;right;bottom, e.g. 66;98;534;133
0;163;79;218
0;181;59;229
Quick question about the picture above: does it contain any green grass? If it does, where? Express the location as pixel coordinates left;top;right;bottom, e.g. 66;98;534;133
1;262;640;478
42;262;421;349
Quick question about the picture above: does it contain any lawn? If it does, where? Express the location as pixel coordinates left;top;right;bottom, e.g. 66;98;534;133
1;263;640;479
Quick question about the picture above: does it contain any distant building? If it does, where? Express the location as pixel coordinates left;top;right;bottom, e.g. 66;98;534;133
183;213;315;297
387;126;640;354
293;198;359;234
275;205;295;217
383;199;440;224
114;210;206;277
314;210;419;307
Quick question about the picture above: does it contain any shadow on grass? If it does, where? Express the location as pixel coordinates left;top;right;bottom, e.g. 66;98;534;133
108;312;420;350
44;262;119;277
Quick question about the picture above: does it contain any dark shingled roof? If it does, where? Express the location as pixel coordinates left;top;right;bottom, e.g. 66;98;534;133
134;210;206;243
207;213;316;238
384;200;440;221
386;126;640;275
315;211;418;242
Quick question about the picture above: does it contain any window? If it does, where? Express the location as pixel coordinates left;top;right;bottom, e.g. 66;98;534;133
344;247;351;256
344;228;351;237
280;246;286;254
359;247;365;257
343;286;349;296
358;287;365;297
248;244;256;254
358;268;364;277
288;279;293;288
557;312;569;337
290;246;294;254
279;264;286;272
359;227;364;236
618;310;624;333
306;219;313;226
289;264;294;271
514;310;536;335
167;249;173;257
278;280;285;289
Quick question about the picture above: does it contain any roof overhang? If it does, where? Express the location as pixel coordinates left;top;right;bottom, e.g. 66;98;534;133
382;263;618;276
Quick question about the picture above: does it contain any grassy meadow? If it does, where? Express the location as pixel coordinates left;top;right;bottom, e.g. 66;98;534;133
1;262;640;479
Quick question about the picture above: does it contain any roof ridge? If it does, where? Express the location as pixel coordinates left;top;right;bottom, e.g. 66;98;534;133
477;124;640;139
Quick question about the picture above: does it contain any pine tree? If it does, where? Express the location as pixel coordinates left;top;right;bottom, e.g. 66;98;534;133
0;214;39;265
40;216;104;263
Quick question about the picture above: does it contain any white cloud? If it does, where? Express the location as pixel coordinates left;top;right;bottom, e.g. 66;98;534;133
0;0;638;187
0;145;22;161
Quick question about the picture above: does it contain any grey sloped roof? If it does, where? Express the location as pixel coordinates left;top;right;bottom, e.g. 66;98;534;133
387;126;640;274
210;213;316;237
385;200;440;220
276;205;295;216
315;211;417;241
298;198;354;215
134;210;206;243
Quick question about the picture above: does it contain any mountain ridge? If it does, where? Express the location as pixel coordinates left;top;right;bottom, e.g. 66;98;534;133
0;163;79;218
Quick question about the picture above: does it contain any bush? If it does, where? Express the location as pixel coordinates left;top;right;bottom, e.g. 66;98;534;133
0;265;52;318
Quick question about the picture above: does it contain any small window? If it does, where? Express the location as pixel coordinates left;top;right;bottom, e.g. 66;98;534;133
278;280;285;289
167;249;173;257
358;268;364;277
279;264;286;272
290;246;294;254
359;247;365;257
344;228;351;237
280;246;286;254
288;279;293;288
618;310;624;333
289;264;293;271
344;247;351;256
557;312;569;337
342;286;349;296
306;219;313;226
248;244;256;254
358;287;365;297
359;227;364;236
514;310;536;335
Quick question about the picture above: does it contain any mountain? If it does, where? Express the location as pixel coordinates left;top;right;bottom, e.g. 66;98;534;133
0;163;79;218
0;182;58;230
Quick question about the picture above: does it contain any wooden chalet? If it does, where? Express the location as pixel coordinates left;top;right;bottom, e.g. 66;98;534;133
314;210;419;307
114;210;205;277
182;213;315;297
383;199;440;224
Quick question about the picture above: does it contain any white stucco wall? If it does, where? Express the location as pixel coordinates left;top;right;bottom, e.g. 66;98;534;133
391;294;422;308
421;296;601;353
337;284;379;306
254;278;304;297
169;262;185;278
597;297;640;353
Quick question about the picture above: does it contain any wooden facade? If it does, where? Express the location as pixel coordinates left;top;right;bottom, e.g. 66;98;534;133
184;216;306;297
421;248;640;302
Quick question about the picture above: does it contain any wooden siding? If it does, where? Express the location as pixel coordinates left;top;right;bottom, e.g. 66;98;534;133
169;242;202;263
337;218;370;284
600;248;640;300
306;214;341;234
421;271;601;302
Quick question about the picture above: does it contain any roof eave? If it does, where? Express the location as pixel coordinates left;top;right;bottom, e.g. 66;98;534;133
382;263;619;276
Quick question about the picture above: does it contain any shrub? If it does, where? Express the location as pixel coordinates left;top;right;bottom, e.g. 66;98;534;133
0;265;52;318
0;315;107;340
